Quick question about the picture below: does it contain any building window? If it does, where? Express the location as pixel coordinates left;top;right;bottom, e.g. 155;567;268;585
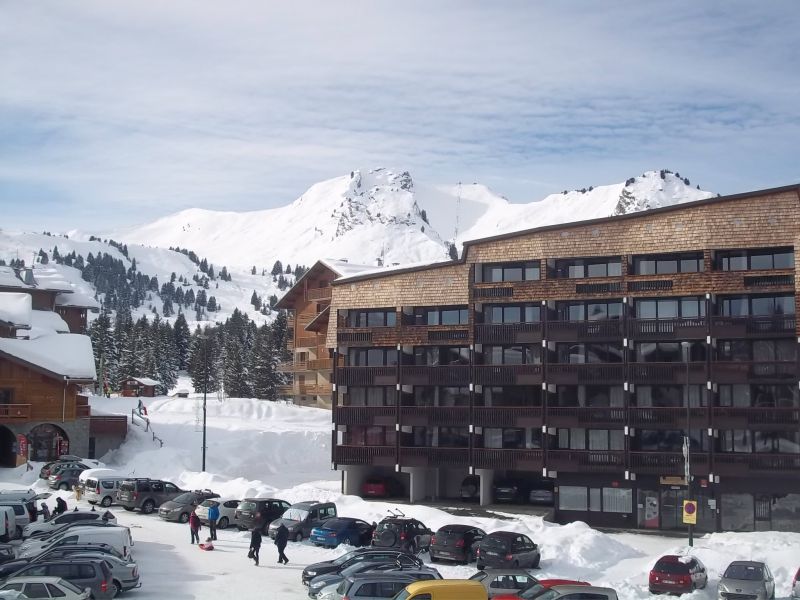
408;305;469;326
555;343;624;364
0;389;13;404
484;345;541;365
411;386;469;407
551;257;622;279
480;386;542;407
637;429;708;452
602;488;633;513
484;304;541;324
346;387;395;407
557;428;622;451
635;341;706;362
558;486;588;511
556;300;623;321
347;347;397;366
719;294;795;317
343;309;397;327
412;346;470;366
635;296;706;319
717;339;796;362
345;426;396;446
482;428;526;449
554;385;624;407
635;385;706;407
437;427;470;448
716;247;794;271
482;262;540;282
631;252;704;275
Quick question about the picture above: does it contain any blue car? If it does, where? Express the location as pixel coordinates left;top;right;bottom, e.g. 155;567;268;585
310;517;375;548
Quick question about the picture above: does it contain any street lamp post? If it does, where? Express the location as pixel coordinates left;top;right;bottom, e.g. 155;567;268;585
681;340;693;547
202;337;209;472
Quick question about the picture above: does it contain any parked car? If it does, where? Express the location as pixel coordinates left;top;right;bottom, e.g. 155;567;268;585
461;475;480;502
307;558;440;598
0;507;16;543
0;502;31;538
158;490;219;523
234;498;290;532
17;525;134;561
430;525;486;564
792;567;799;600
56;552;140;596
361;476;404;498
19;520;119;549
301;548;422;586
117;478;184;514
395;579;487;600
196;498;239;530
49;468;87;491
268;501;337;542
371;516;432;554
718;561;775;600
492;580;591;600
310;517;375;548
532;586;618;600
476;532;540;570
493;479;531;503
335;570;442;600
81;473;127;508
24;510;117;539
649;555;708;595
528;487;555;505
39;456;102;480
0;544;125;580
0;576;90;599
469;569;541;598
8;558;114;599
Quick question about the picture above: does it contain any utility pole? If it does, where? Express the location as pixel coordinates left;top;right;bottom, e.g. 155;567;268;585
202;337;209;472
682;341;694;547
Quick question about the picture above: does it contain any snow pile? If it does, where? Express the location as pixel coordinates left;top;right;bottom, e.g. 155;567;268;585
0;292;32;326
0;333;96;379
0;266;31;289
28;310;70;338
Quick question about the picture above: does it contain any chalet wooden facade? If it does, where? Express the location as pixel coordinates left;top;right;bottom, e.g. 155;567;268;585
302;183;800;533
121;376;160;397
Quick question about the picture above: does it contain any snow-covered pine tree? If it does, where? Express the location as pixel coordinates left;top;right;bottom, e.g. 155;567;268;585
188;329;220;394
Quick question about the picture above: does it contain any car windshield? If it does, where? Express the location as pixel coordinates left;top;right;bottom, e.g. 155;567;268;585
654;560;691;574
323;519;349;531
520;584;547;599
725;565;764;581
469;572;488;582
481;536;509;551
332;550;360;566
238;501;257;512
282;508;309;522
171;493;196;504
200;500;218;507
341;562;374;576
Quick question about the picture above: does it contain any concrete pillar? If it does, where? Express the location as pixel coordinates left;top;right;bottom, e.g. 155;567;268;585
407;468;428;503
341;465;369;496
477;468;495;506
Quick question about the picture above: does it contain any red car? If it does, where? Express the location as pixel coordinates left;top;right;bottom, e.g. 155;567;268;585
791;566;799;599
493;579;590;600
649;555;708;595
361;476;403;498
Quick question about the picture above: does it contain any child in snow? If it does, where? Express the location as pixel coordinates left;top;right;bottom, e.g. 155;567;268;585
189;510;202;544
199;537;215;551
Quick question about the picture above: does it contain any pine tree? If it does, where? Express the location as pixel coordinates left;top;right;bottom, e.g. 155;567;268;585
188;331;220;393
223;336;250;398
250;291;261;310
206;296;217;312
173;313;191;370
448;243;458;260
271;260;283;277
89;308;116;389
250;325;281;400
251;266;257;275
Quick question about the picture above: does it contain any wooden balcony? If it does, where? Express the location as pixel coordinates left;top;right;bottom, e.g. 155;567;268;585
296;334;319;348
277;360;308;373
399;446;468;468
712;361;797;383
334;445;396;466
473;406;543;428
629;451;709;475
474;364;543;385
713;453;800;477
475;323;543;344
547;363;625;384
547;320;624;342
629;362;707;384
401;365;470;386
547;407;626;427
547;450;625;473
629;407;708;429
336;366;397;386
400;406;469;426
298;384;332;396
473;448;543;470
335;406;396;426
0;404;31;421
712;407;800;429
306;287;332;301
277;385;295;396
628;318;707;341
400;325;470;344
711;315;796;338
308;357;341;371
337;327;399;346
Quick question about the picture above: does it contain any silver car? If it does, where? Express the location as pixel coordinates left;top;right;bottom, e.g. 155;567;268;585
469;569;540;598
718;561;775;600
334;570;442;600
66;552;140;596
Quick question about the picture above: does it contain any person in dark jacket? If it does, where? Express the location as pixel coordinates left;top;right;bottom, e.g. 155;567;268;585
206;502;220;541
26;502;37;523
54;497;67;516
40;502;51;521
275;523;289;565
249;528;262;566
189;510;202;545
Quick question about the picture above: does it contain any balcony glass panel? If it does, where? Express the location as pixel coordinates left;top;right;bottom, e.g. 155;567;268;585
716;247;794;271
554;385;624;407
346;386;396;406
632;252;703;274
485;303;540;323
484;345;540;365
635;385;706;407
555;343;624;364
480;386;542;407
635;429;709;452
635;296;704;318
719;430;800;453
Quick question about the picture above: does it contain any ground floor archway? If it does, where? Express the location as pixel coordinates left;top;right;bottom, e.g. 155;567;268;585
0;426;16;468
28;424;69;462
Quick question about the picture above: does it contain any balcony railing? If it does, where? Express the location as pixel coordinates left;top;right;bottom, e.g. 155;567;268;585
547;407;626;427
628;318;707;340
629;451;709;475
712;407;800;429
474;364;543;385
298;384;332;396
473;448;543;470
547;363;625;384
711;316;796;338
713;361;797;383
334;445;396;466
548;450;625;473
337;327;399;346
296;335;318;348
473;406;543;428
401;365;470;386
399;446;468;468
400;406;469;426
713;453;800;476
277;360;308;373
335;406;396;426
629;407;708;428
308;357;342;371
475;323;543;344
306;287;332;301
629;362;707;384
277;385;294;396
547;320;624;342
0;404;31;421
336;366;397;386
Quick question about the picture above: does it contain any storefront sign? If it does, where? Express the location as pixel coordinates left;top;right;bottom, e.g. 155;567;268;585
683;500;698;525
17;434;27;457
660;476;687;486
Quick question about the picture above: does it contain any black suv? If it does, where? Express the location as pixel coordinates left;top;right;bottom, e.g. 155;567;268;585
233;498;290;532
301;547;422;586
117;478;184;514
371;516;432;554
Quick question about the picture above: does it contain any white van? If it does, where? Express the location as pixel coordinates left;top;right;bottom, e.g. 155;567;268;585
17;525;134;560
0;506;15;541
80;471;127;507
0;501;31;536
0;489;37;503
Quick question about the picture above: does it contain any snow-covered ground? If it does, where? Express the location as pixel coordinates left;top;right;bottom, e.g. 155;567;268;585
1;387;797;600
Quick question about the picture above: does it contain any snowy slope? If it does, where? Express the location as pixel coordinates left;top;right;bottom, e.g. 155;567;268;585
112;169;714;270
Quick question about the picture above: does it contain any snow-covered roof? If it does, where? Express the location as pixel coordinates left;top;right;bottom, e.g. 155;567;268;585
275;258;382;309
319;258;377;278
0;293;32;327
0;267;30;290
0;334;97;380
55;290;100;310
128;376;160;386
334;258;456;283
27;310;70;338
31;266;74;292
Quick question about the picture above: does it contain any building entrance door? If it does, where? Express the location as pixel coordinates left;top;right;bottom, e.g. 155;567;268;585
755;495;771;531
637;490;660;529
660;488;687;530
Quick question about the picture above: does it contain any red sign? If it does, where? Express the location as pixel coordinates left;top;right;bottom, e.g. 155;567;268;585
17;434;27;457
58;439;69;456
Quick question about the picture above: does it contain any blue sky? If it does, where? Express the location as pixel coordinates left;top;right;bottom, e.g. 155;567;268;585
1;1;799;231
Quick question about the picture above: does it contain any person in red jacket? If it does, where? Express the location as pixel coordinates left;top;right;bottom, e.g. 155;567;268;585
189;510;202;545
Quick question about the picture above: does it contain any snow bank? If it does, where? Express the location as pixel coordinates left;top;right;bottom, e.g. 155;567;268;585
0;333;96;379
0;292;32;326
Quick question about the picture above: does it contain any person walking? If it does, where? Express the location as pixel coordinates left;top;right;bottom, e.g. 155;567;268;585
207;502;219;541
40;502;51;521
249;528;262;566
275;523;289;565
189;510;202;545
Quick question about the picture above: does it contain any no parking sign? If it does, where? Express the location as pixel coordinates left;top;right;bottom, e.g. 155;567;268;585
682;500;698;525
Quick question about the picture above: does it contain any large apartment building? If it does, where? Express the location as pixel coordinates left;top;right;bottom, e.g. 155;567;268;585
313;183;800;533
